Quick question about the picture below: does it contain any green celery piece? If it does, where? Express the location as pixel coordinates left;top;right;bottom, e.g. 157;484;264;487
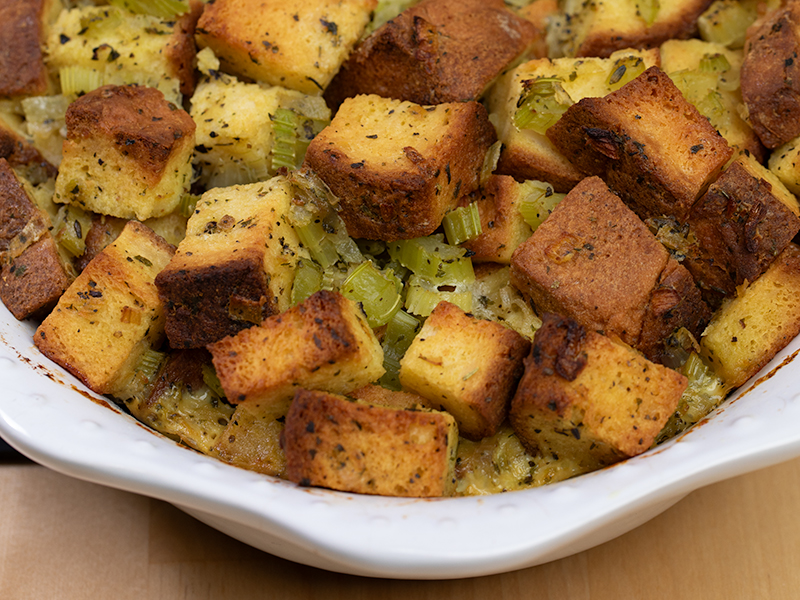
443;203;483;245
404;274;473;317
378;309;420;390
518;180;564;230
341;260;402;328
387;235;475;284
514;77;573;135
108;0;189;19
291;258;323;305
59;66;104;96
636;0;660;26
295;219;340;268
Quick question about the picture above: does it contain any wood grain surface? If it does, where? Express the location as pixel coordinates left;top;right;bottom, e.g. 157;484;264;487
1;459;799;599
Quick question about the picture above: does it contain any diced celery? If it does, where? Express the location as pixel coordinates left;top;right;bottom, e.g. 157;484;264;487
480;141;502;186
404;274;472;317
270;108;300;172
341;260;402;328
201;364;226;399
356;239;386;257
387;235;475;284
52;205;93;257
295;219;340;268
514;77;573;135
607;56;647;92
697;0;757;49
699;53;731;74
178;193;199;218
59;66;104;97
518;180;564;230
443;203;482;245
291;258;323;305
379;309;420;390
107;0;190;19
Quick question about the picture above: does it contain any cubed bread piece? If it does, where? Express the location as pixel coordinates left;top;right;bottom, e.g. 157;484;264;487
208;290;385;407
487;49;660;192
700;243;800;389
55;85;195;221
34;221;174;395
399;301;531;440
284;389;458;497
156;177;305;349
741;0;800;149
195;0;375;95
349;384;433;410
324;0;537;107
660;38;764;159
684;152;800;307
127;349;235;455
303;94;496;240
549;0;714;58
509;313;687;472
769;135;800;196
190;74;330;189
458;175;533;264
210;399;289;477
47;3;201;103
0;117;57;177
0;0;59;97
510;176;709;361
546;66;733;222
0;160;72;321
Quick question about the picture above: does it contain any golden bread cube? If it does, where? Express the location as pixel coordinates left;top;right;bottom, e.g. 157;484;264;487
510;313;687;472
549;0;714;58
0;0;59;97
685;152;800;307
47;4;201;103
303;94;496;240
488;48;660;191
155;177;305;348
660;38;763;158
769;136;800;196
34;221;175;395
701;243;800;389
740;1;800;148
284;389;458;497
399;301;531;440
128;349;235;455
190;74;330;188
458;175;534;265
0;117;57;177
547;66;733;221
349;384;433;410
0;160;73;320
324;0;537;107
208;290;385;408
210;400;289;477
55;85;195;221
510;176;710;362
195;0;376;95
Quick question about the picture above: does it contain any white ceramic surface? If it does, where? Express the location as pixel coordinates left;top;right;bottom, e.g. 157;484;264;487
1;303;800;580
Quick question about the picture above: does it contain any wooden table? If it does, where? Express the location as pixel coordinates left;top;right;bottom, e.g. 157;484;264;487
1;456;799;599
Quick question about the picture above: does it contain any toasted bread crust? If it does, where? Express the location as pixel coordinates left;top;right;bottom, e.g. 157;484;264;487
324;0;537;107
547;67;732;222
0;0;49;97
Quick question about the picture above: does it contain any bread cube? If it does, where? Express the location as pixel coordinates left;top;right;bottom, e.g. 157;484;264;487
487;49;660;191
510;176;710;361
399;301;531;440
660;38;763;158
47;3;201;103
769;136;800;196
155;177;305;349
547;67;733;221
284;389;458;497
458;175;534;264
324;0;537;107
509;313;687;471
549;0;714;58
0;161;72;321
128;349;236;455
208;290;385;408
740;1;800;149
684;152;800;307
195;0;376;95
0;0;60;98
34;221;174;395
303;94;496;240
210;399;289;477
190;74;330;189
54;85;195;222
701;243;800;389
349;384;433;410
0;117;57;177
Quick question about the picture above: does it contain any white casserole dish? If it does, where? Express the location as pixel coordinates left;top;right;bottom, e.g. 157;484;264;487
1;303;799;580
